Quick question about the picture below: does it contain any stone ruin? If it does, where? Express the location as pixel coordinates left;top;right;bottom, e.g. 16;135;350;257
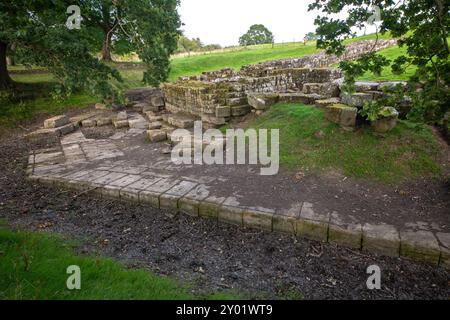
162;39;404;130
28;39;409;143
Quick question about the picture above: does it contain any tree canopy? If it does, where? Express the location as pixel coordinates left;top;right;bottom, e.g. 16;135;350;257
239;24;274;46
0;0;181;102
309;0;449;122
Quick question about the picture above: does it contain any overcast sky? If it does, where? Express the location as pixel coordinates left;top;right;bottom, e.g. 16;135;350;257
178;0;359;47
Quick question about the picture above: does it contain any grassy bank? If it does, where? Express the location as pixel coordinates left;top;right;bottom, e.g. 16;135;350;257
0;226;236;300
246;104;442;183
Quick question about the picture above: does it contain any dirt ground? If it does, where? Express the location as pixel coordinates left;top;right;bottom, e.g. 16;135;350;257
0;126;449;300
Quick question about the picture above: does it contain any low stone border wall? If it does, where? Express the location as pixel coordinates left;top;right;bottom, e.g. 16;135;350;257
27;172;450;270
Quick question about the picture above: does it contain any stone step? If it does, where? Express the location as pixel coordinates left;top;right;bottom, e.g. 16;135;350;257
315;97;341;108
303;82;340;98
166;114;197;129
278;93;326;105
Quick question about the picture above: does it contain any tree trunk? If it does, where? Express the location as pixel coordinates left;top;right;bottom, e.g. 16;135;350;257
0;41;13;90
101;29;113;61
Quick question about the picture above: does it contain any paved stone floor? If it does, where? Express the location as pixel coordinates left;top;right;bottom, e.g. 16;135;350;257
26;116;450;267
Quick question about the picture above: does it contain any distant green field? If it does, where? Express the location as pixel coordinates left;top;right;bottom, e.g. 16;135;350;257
3;33;413;126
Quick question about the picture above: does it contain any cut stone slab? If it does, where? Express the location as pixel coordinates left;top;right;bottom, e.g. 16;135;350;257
116;111;128;121
58;123;76;135
96;117;112;126
82;119;97;127
148;121;163;130
150;96;165;108
247;94;279;110
315;97;341;108
108;174;142;188
128;119;148;129
127;176;162;191
113;120;129;129
297;202;330;242
273;202;302;235
145;178;180;194
179;184;210;217
216;106;231;117
354;81;380;92
243;208;274;231
436;233;450;269
160;181;198;210
147;130;167;142
199;196;226;220
303;82;339;98
362;224;400;257
92;172;128;185
44;115;69;129
400;231;441;265
341;92;373;107
328;214;362;249
219;205;245;226
278;93;325;105
148;115;163;122
324;104;357;128
231;105;251;116
167;114;195;129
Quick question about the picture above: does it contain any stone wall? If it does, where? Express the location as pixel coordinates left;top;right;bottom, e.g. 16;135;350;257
163;39;398;126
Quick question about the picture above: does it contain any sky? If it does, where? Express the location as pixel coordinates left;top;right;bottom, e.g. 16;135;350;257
178;0;362;47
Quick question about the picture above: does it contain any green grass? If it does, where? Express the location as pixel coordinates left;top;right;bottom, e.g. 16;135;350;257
0;225;238;300
246;104;442;183
358;45;416;81
168;41;320;81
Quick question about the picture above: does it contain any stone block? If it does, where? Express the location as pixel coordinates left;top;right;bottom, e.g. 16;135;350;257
324;104;357;128
120;188;140;203
150;96;165;108
139;190;160;208
148;121;162;130
354;81;380;92
92;172;128;185
218;206;244;226
315;98;341;108
341;93;373;107
116;111;128;121
58;123;76;135
96;117;112;126
113;120;129;129
147;130;167;142
179;184;210;217
44;115;69;129
436;233;450;269
159;193;180;210
400;231;441;265
228;97;248;106
101;185;122;199
297;202;330;242
82;119;97;127
199;196;225;220
247;94;279;110
243;208;274;231
328;214;362;249
168;115;194;129
273;203;302;235
362;224;400;257
231;105;251;116
216;106;231;118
